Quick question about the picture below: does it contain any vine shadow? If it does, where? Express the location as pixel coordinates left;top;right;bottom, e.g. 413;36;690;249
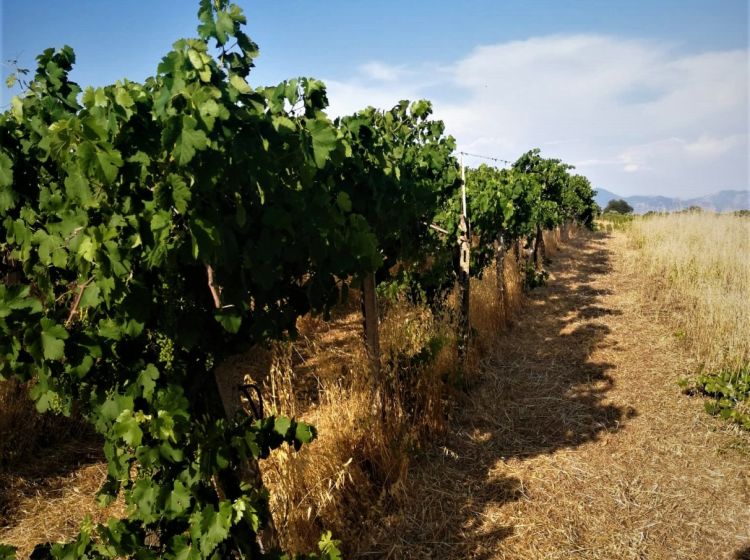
0;434;102;527
358;233;633;559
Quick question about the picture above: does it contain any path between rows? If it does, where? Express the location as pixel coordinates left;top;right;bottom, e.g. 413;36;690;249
362;232;749;560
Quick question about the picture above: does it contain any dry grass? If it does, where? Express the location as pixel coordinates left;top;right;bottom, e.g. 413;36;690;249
469;244;524;351
5;226;748;559
260;248;527;555
260;299;461;553
0;439;125;558
0;229;542;557
259;296;456;554
0;381;113;557
361;231;750;559
625;212;750;375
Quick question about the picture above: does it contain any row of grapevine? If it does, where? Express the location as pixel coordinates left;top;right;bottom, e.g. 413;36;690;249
0;1;598;558
438;153;597;280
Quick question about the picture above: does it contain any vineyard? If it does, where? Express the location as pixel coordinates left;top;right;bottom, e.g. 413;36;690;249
1;2;748;559
0;2;598;558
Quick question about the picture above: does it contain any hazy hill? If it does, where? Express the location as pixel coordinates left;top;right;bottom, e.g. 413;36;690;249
595;188;749;214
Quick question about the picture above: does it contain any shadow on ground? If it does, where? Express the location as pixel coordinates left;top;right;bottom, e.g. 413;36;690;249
358;233;634;559
0;435;102;527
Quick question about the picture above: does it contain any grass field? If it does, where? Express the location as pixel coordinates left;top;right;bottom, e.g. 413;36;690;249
626;212;750;427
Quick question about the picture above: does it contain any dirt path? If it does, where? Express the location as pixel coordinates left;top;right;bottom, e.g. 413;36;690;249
363;232;750;560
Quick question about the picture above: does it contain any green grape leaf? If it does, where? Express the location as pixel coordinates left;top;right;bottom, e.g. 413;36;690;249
130;479;159;523
336;191;352;213
167;480;192;516
214;11;234;44
229;74;251;94
172;116;208;166
114;86;134;108
192;503;233;557
137;364;159;400
0;151;13;188
295;421;316;444
168;173;192;213
78;141;123;184
215;309;242;333
306;119;338;168
40;318;68;361
113;409;143;447
273;416;291;438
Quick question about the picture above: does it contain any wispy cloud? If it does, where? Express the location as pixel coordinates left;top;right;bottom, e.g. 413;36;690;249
323;34;748;197
359;61;407;82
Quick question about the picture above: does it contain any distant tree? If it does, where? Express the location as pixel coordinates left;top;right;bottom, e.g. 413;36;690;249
604;199;634;214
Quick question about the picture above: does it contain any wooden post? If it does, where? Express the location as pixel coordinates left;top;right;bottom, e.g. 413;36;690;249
457;156;471;370
494;231;506;304
361;271;383;415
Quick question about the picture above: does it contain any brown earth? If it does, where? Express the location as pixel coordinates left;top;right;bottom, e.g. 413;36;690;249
359;232;750;559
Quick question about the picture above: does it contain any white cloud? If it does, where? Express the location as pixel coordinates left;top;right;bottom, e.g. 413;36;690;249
359;61;406;82
684;134;745;158
323;34;748;198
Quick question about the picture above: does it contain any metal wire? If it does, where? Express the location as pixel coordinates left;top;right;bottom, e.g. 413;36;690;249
456;150;514;166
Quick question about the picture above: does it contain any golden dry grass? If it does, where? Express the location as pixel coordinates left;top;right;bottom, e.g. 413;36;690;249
0;438;125;558
625;212;750;375
3;227;608;558
261;256;526;555
361;232;750;559
259;300;439;554
0;378;103;557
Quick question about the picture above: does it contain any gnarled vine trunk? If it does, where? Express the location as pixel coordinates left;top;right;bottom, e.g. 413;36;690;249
533;224;546;271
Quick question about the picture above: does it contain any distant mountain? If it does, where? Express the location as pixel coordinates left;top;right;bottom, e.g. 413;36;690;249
594;188;750;214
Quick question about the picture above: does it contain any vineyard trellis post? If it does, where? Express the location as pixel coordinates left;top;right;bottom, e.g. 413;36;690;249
495;231;506;310
457;155;471;370
361;271;383;416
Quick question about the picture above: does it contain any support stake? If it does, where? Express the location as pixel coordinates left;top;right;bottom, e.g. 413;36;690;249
495;231;506;308
361;272;383;416
457;156;471;371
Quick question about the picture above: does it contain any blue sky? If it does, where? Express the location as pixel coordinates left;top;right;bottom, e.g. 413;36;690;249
2;1;748;197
